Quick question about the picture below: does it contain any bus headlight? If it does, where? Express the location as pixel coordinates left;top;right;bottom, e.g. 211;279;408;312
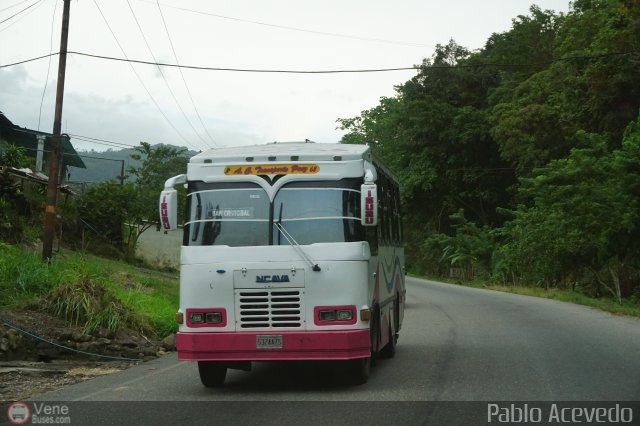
315;306;356;325
190;312;204;324
186;309;227;327
336;310;353;321
206;312;223;324
319;310;336;321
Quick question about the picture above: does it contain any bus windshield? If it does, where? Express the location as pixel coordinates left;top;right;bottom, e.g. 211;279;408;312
274;182;363;245
184;179;364;247
185;183;270;247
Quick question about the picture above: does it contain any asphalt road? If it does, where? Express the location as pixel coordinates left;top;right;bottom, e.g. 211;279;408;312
23;277;640;424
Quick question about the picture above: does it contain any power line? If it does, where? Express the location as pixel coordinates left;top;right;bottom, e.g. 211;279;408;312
69;49;640;72
0;0;46;33
0;0;33;13
71;137;136;151
91;0;198;151
0;50;417;72
0;0;41;25
71;51;417;73
3;49;637;73
37;0;58;131
0;52;56;68
67;132;137;149
68;133;195;157
17;145;126;162
7;127;135;150
156;0;217;148
5;127;195;158
137;0;435;49
126;0;212;149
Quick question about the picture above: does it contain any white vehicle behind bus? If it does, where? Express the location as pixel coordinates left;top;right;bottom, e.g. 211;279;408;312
159;141;405;386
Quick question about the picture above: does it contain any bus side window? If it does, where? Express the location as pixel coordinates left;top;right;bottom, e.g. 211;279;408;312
382;173;391;245
392;184;399;245
378;175;388;245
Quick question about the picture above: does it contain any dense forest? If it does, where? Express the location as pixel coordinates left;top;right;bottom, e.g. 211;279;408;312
339;0;640;301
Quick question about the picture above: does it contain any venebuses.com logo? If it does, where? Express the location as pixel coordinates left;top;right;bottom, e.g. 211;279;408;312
6;402;30;424
6;401;71;424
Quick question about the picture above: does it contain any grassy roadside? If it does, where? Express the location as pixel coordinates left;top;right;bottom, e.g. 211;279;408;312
411;274;640;319
0;242;179;337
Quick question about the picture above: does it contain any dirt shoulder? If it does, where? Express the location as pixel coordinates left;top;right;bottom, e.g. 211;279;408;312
0;359;136;401
0;309;175;401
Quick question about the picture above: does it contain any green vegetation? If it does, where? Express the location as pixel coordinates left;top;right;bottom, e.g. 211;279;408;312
0;145;41;244
0;243;178;337
69;145;197;184
75;142;188;261
482;285;640;318
418;275;640;318
0;140;187;262
341;0;640;307
0;139;185;336
1;1;639;331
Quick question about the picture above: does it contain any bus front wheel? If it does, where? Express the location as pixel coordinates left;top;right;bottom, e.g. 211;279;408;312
198;361;227;387
349;356;371;385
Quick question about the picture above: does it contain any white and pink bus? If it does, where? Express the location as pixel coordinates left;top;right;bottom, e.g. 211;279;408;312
159;141;405;386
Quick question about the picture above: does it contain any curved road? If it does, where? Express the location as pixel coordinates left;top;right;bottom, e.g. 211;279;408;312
29;277;640;423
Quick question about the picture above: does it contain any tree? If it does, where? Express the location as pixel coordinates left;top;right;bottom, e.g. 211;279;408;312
338;2;640;301
78;142;188;261
424;210;495;280
339;40;514;272
0;145;39;243
490;1;640;173
124;142;188;260
500;120;640;297
78;181;137;251
0;144;31;168
555;0;640;142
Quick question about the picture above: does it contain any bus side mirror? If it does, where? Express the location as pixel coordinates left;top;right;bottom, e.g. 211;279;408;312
159;189;178;231
361;184;378;226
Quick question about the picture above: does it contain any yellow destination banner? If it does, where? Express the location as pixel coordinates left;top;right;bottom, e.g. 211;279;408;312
224;164;320;176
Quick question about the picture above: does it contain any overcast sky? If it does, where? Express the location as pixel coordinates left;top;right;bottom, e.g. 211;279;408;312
1;0;570;152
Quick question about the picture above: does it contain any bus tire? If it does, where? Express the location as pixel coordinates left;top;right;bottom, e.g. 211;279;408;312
380;296;399;359
198;361;227;387
379;322;396;359
370;304;381;358
349;356;370;385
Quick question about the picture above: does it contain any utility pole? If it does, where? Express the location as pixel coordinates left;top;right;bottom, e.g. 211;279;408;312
42;0;71;262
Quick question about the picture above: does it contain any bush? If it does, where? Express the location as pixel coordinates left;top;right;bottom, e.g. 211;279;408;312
45;278;153;335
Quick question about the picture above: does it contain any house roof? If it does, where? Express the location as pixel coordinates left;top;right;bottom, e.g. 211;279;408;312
1;166;75;195
0;112;86;169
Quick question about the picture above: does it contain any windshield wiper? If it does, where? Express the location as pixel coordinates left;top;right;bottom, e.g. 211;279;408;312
202;203;221;245
275;203;321;272
277;202;283;246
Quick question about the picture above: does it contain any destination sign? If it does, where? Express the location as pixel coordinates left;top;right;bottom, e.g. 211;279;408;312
224;164;320;176
213;208;253;218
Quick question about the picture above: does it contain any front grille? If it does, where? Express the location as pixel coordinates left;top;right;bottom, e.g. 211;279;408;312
236;289;304;329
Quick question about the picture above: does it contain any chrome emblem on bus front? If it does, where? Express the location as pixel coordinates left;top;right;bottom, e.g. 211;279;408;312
256;275;290;283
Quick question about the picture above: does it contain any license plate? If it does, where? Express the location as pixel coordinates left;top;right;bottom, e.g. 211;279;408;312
256;335;282;349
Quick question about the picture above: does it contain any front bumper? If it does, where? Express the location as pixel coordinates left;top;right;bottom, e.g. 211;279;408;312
176;330;370;361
